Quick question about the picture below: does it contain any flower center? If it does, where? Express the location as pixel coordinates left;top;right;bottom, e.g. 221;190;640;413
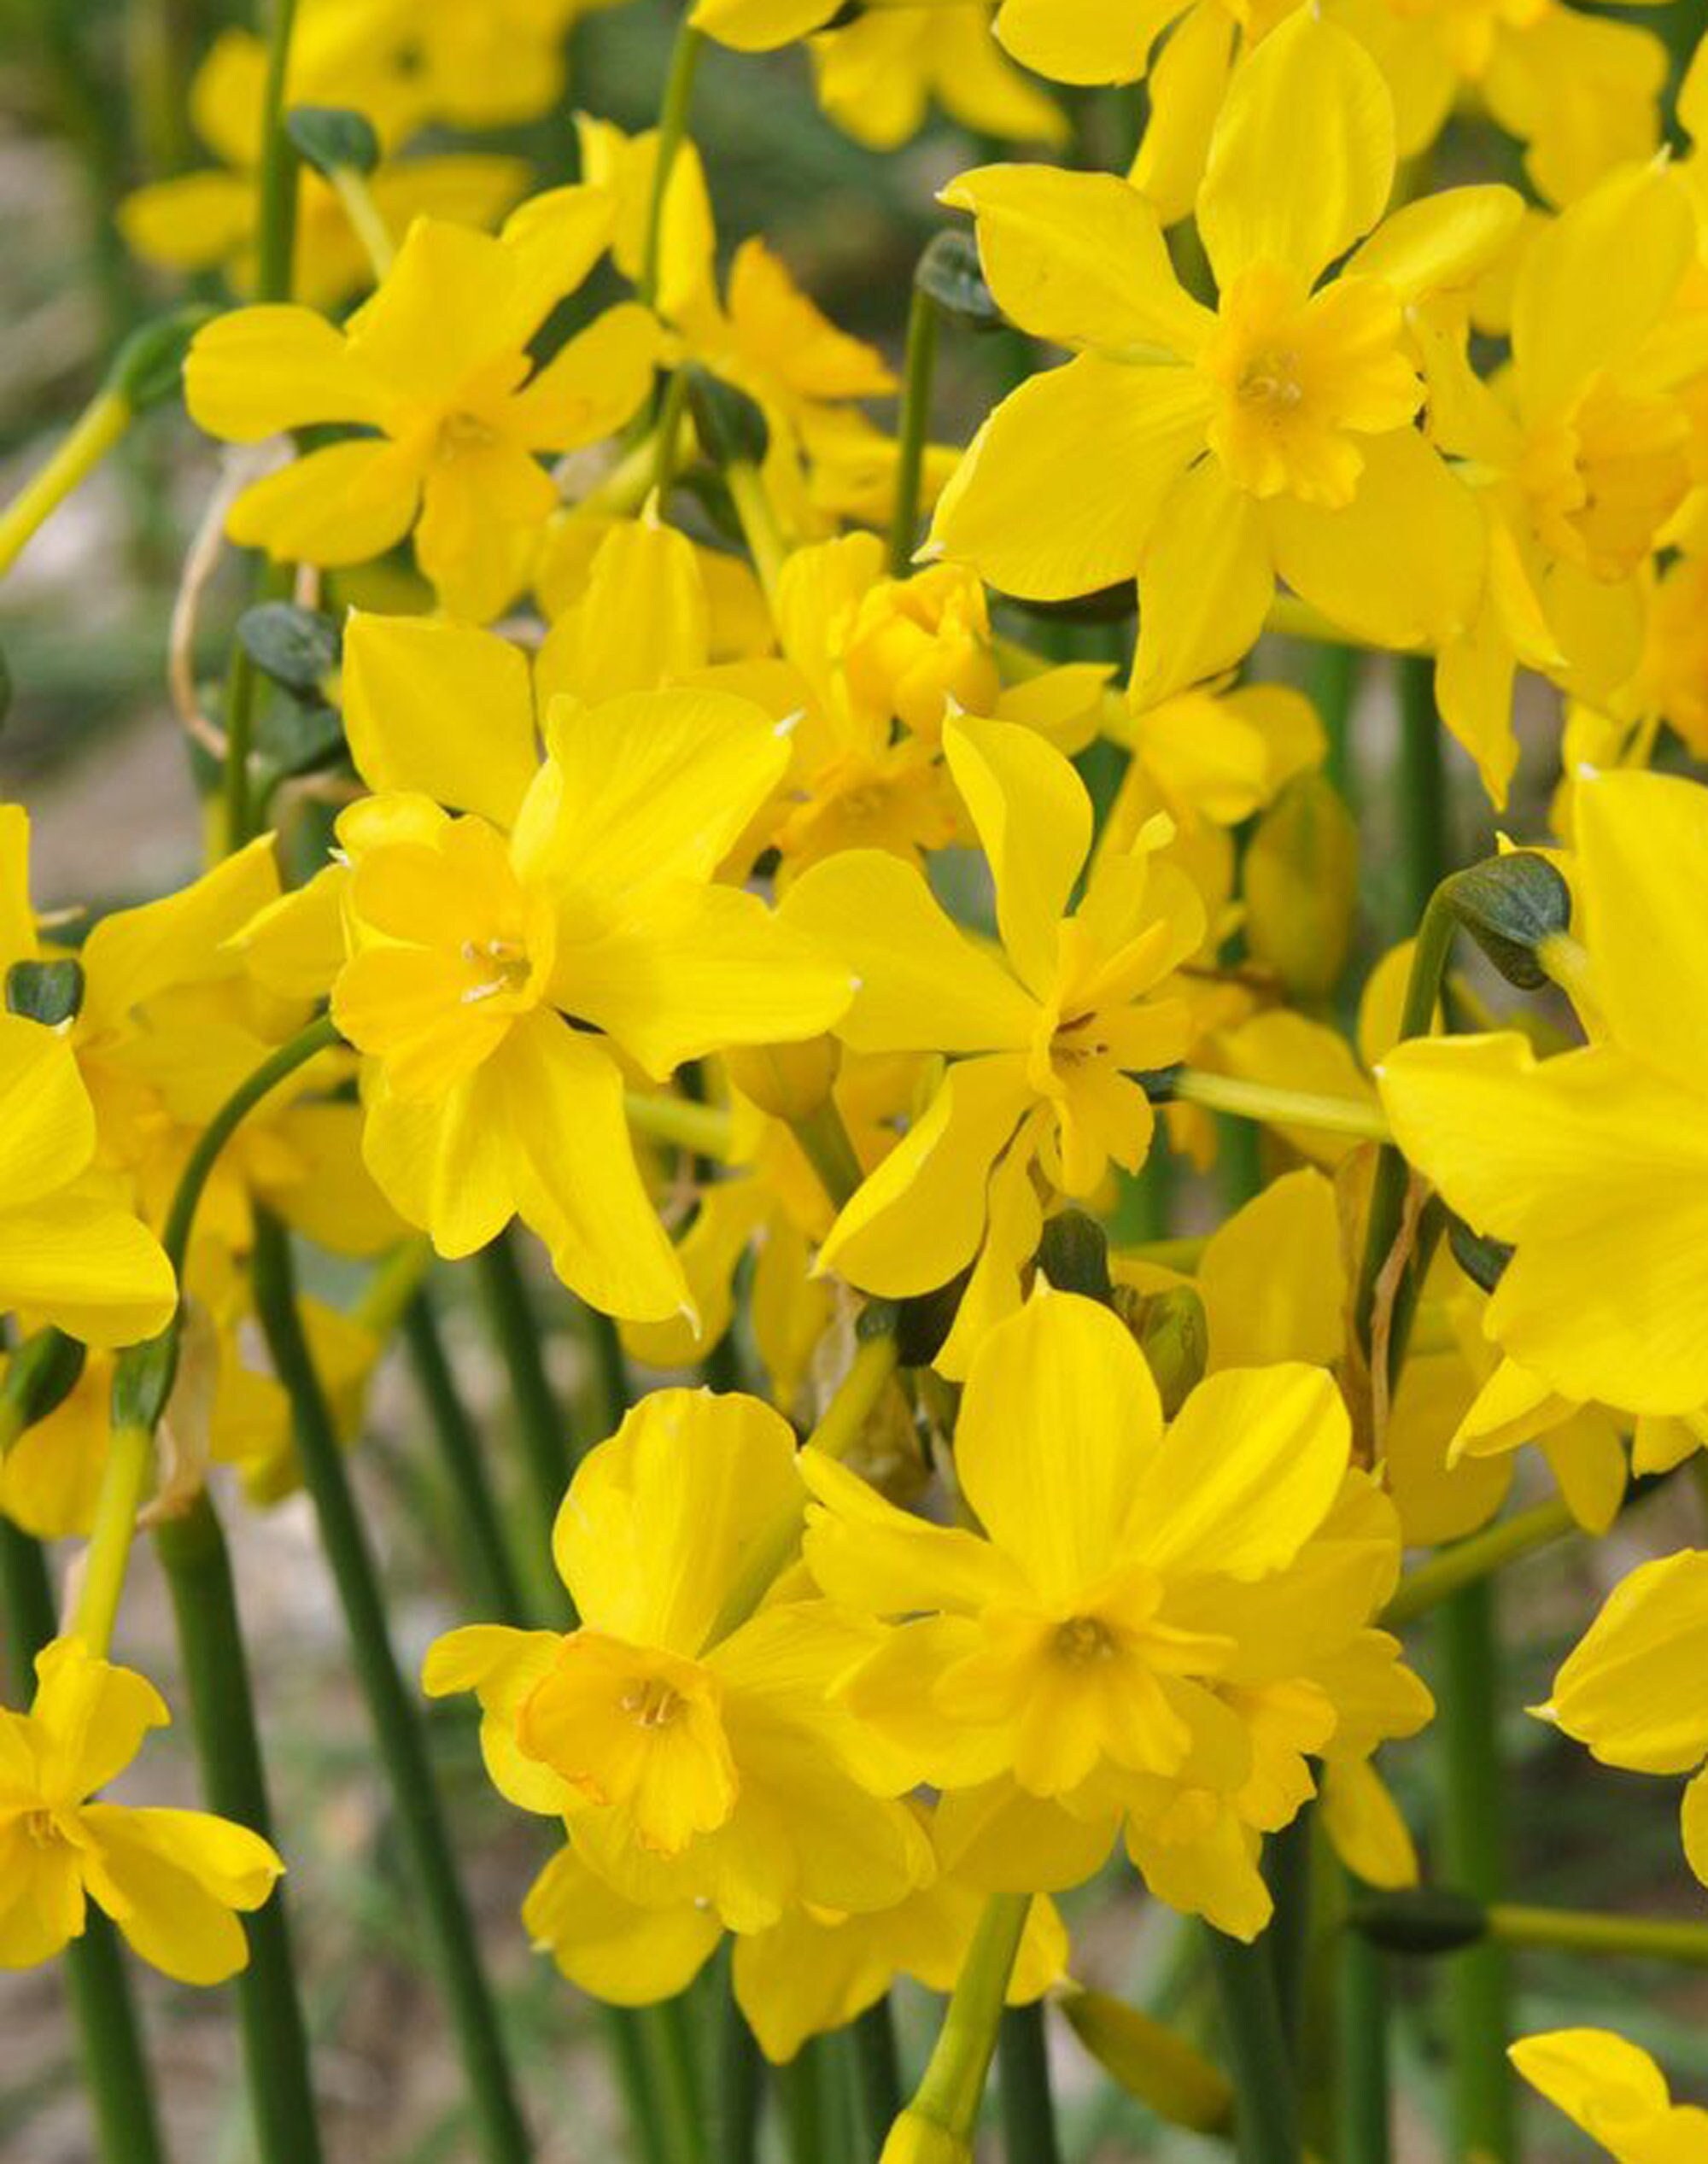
1202;263;1421;508
458;935;535;1006
436;411;499;460
1052;1615;1119;1665
619;1676;686;1730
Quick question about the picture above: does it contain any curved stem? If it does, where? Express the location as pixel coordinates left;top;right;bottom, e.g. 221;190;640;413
901;1892;1032;2149
1169;1067;1389;1143
0;389;131;576
626;1089;737;1161
638;20;704;308
162;1012;342;1277
249;1211;533;2164
156;1491;325;2164
0;1523;167;2164
1382;1497;1575;1629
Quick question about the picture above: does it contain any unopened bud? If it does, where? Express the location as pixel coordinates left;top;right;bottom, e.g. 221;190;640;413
7;956;85;1026
1037;1210;1113;1303
723;1036;840;1123
1062;1989;1232;2135
1114;1283;1208;1418
1443;851;1571;991
286;105;382;178
1;1328;86;1439
111;1327;179;1434
1243;773;1358;1000
914;230;1006;335
108;307;214;412
1351;1887;1488;1956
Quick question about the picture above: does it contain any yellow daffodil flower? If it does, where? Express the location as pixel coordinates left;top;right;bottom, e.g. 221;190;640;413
783;715;1200;1328
424;1387;931;1927
929;15;1521;704
0;1638;281;1982
322;612;851;1320
1422;161;1702;802
184;192;660;621
1512;2028;1708;2160
1379;768;1708;1418
803;1291;1427;1938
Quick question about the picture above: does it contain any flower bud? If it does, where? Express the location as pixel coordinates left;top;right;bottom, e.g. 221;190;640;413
7;956;85;1026
914;230;1007;336
1444;851;1571;991
1351;1887;1488;1956
1243;772;1358;1000
1061;1988;1232;2135
723;1036;841;1123
285;104;382;178
1;1328;86;1438
1037;1210;1113;1303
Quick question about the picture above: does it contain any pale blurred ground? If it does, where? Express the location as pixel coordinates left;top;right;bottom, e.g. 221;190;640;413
5;3;1708;2159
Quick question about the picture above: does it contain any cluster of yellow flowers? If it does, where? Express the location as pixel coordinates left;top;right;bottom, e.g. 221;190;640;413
6;0;1708;2158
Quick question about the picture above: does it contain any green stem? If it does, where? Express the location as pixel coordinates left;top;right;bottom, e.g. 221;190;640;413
710;1952;765;2164
254;0;301;305
641;1997;708;2164
0;1523;167;2164
162;1012;342;1276
155;1492;325;2164
851;1998;902;2160
888;276;939;576
1395;657;1450;931
626;1089;737;1161
1170;1068;1389;1143
329;163;395;277
638;20;704;308
1382;1498;1575;1628
1205;1930;1301;2164
249;1211;532;2164
788;1097;865;1211
69;1423;154;1656
1437;1579;1515;2163
472;1231;575;1623
1262;1812;1313;2054
902;1892;1032;2149
1311;646;1360;804
775;2038;843;2164
1335;1923;1389;2164
997;2002;1062;2164
401;1290;529;1625
1489;1904;1708;1968
0;389;131;577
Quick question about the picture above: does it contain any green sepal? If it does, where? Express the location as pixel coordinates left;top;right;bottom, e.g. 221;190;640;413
915;231;1006;335
1447;1216;1513;1294
111;1328;179;1435
285;105;382;178
1;1329;87;1431
1037;1209;1114;1302
108;307;216;412
6;956;85;1026
1446;852;1571;991
683;366;769;468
